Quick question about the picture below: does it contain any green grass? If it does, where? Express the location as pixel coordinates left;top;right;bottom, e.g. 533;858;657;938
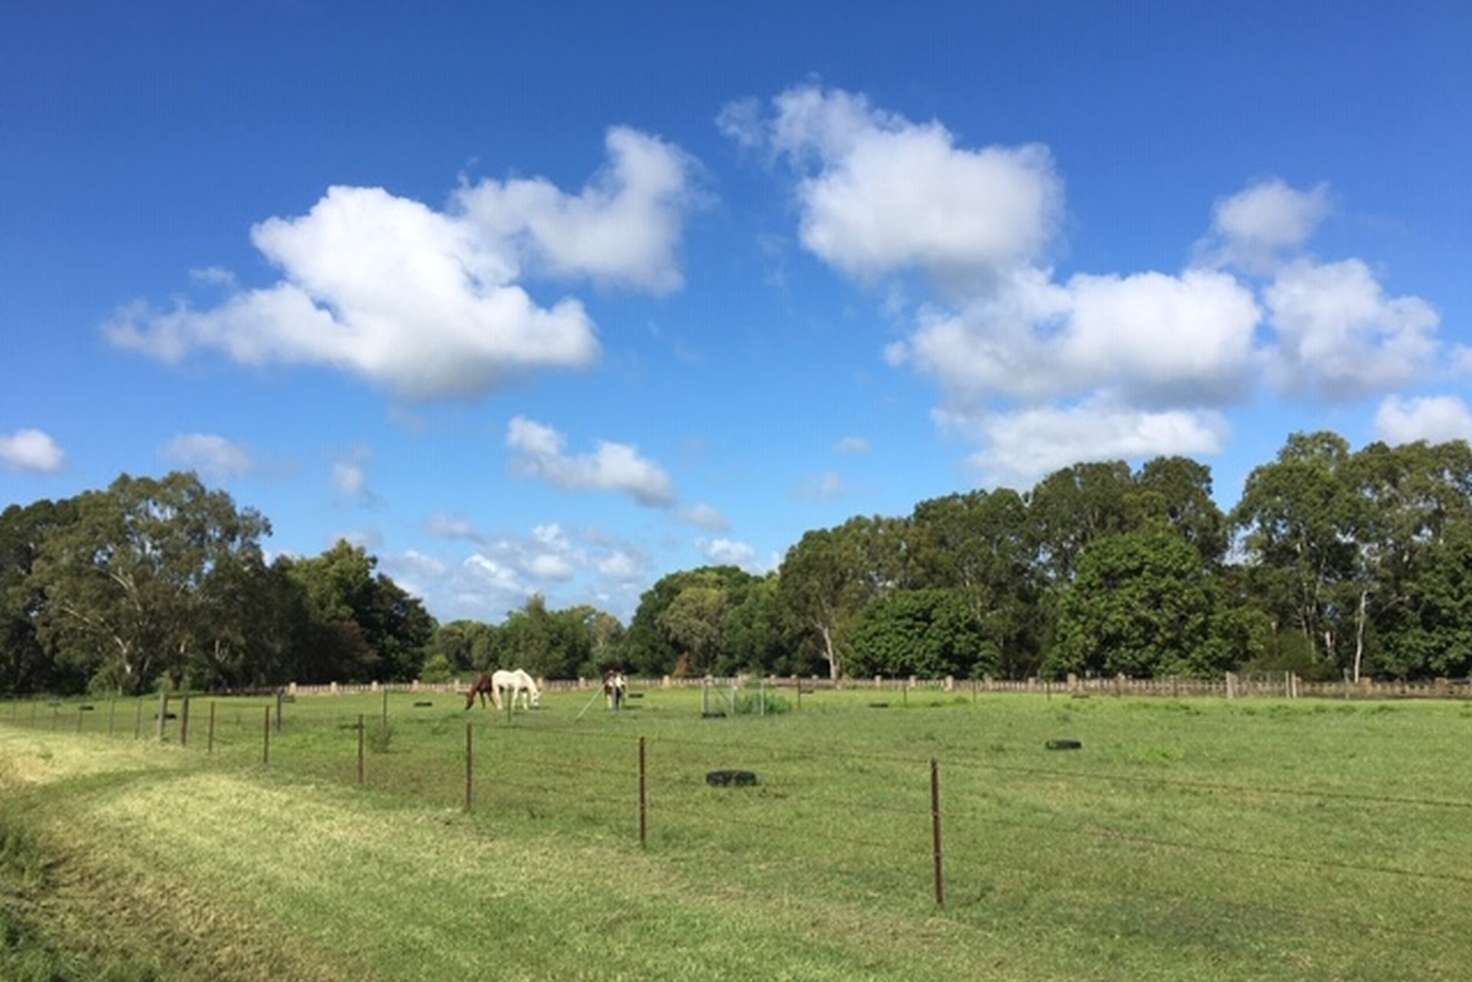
3;686;1471;980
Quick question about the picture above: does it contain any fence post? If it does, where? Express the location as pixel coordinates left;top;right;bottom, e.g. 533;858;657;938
107;698;116;736
134;698;142;739
795;682;801;712
638;735;647;848
262;706;270;766
464;723;473;812
208;701;215;755
180;693;190;747
930;757;944;907
156;690;168;741
382;687;389;728
357;714;365;786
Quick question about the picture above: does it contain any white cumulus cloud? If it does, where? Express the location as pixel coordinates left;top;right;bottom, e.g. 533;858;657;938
1265;258;1440;398
507;416;674;507
160;433;252;479
454;127;699;293
106;127;699;399
726;84;1061;289
895;267;1261;407
0;429;64;473
1373;395;1472;446
939;400;1229;487
1199;178;1331;273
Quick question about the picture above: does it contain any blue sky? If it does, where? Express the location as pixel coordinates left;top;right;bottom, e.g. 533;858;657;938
3;2;1469;621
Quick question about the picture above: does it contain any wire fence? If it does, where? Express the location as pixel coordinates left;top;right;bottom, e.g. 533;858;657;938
2;688;1470;959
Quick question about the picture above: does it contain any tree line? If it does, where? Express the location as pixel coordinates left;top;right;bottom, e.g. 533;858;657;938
4;430;1470;694
621;432;1472;684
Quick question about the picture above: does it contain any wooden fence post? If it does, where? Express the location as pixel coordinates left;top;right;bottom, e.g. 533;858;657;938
133;698;142;739
638;736;648;847
107;698;116;737
262;706;270;766
275;690;284;734
357;714;365;786
156;690;168;741
208;702;215;755
930;757;944;907
464;723;473;812
382;687;389;728
180;693;190;747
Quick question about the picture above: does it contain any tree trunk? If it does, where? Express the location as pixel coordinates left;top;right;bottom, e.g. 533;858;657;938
1352;588;1368;683
818;624;839;680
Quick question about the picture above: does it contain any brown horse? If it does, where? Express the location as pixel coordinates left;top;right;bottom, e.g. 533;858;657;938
465;673;496;710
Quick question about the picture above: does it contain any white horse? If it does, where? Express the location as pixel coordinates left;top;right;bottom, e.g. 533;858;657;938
491;668;541;711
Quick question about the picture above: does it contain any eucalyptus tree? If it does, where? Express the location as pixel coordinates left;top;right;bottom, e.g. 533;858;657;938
32;472;270;693
1231;432;1360;673
910;489;1038;675
777;517;910;680
0;497;80;694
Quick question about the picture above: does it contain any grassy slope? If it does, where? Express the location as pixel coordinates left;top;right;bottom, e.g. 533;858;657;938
3;690;1472;980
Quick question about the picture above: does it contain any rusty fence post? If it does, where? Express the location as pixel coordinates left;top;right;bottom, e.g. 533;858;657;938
357;713;365;786
638;736;648;847
464;723;474;811
930;757;945;908
208;701;215;755
263;705;271;766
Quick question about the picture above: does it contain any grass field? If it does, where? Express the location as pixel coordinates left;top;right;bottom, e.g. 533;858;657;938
3;685;1471;980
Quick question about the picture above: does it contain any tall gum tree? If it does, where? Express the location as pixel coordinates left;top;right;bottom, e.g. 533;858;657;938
32;472;270;693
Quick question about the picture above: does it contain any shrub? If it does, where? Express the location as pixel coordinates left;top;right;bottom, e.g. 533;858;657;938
732;691;790;715
365;722;394;754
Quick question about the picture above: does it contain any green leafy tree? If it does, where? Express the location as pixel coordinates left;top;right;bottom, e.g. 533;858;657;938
1049;529;1228;678
624;566;754;674
0;498;81;694
284;540;434;682
32;472;271;693
910;489;1038;676
1232;432;1360;675
778;517;910;679
1026;461;1138;583
1375;518;1472;678
847;589;994;679
1132;456;1229;564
